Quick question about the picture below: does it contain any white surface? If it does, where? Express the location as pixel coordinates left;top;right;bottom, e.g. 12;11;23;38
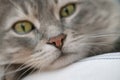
23;53;120;80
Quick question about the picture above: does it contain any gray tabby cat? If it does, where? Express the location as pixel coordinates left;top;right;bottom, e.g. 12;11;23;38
0;0;120;79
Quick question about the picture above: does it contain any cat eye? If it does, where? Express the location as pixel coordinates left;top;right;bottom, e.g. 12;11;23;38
60;3;76;18
12;21;34;34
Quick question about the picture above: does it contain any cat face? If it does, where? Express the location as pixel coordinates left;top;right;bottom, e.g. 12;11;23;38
0;0;119;70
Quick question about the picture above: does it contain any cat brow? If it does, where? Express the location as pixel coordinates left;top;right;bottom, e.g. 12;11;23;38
9;0;24;12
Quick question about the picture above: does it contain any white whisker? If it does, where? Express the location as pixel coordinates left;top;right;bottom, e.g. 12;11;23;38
73;32;120;41
4;59;33;75
16;66;35;80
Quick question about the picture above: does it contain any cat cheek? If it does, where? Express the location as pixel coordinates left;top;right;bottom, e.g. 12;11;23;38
29;45;61;69
11;49;33;64
62;38;90;54
0;47;21;64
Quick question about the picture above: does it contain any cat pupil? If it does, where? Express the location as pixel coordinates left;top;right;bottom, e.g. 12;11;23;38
21;24;25;32
64;8;69;15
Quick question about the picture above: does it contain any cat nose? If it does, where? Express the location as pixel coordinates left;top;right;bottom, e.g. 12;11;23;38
47;34;66;49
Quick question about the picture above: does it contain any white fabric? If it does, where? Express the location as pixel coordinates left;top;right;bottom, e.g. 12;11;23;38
23;52;120;80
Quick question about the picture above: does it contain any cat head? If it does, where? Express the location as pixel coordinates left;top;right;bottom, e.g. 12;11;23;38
0;0;119;70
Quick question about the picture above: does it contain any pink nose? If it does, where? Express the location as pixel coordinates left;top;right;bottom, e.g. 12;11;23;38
47;34;66;49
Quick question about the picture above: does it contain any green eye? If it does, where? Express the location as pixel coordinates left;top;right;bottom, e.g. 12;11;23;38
60;4;76;18
13;21;34;34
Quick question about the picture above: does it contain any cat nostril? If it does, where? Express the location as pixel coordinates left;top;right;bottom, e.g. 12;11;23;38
47;34;66;49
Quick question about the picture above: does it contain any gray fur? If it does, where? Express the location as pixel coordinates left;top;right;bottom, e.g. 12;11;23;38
0;0;120;79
